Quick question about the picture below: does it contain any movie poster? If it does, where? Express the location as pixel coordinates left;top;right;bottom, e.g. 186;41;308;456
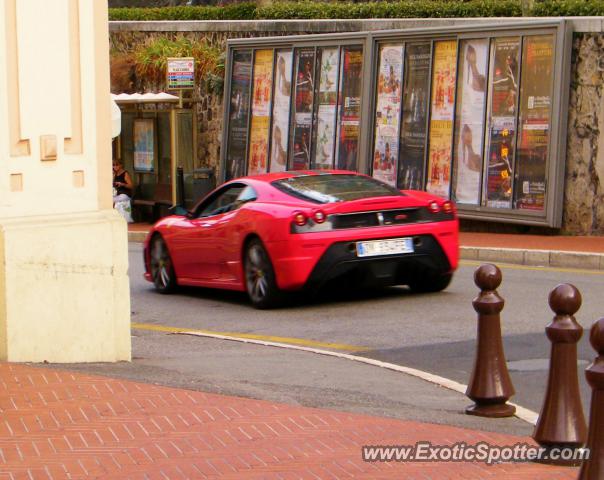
514;35;554;211
336;46;363;171
270;49;293;172
291;49;315;170
427;120;453;197
399;43;431;190
452;39;489;205
372;44;403;186
426;40;457;197
247;49;273;176
226;50;252;181
484;37;520;208
314;47;339;169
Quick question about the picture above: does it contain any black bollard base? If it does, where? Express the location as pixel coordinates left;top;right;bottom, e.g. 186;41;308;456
465;402;516;418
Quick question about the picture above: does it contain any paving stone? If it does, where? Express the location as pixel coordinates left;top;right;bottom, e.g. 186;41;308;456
0;363;578;479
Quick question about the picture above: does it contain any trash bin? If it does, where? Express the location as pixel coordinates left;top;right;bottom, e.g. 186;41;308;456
191;168;216;205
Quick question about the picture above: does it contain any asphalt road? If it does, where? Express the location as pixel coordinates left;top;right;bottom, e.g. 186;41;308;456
59;243;604;438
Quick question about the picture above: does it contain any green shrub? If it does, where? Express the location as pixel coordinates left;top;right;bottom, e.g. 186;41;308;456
256;1;522;19
133;36;224;91
532;0;604;16
108;0;604;20
109;3;256;21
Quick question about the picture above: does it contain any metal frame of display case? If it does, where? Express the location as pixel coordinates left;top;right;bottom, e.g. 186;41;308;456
220;20;572;227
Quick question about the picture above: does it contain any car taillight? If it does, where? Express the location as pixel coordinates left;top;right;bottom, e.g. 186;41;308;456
293;212;308;226
428;201;441;213
442;200;455;214
313;210;326;224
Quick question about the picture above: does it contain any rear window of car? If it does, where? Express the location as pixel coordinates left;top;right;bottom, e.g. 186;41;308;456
272;174;403;204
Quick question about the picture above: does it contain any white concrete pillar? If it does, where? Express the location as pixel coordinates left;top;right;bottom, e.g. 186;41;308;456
0;0;131;362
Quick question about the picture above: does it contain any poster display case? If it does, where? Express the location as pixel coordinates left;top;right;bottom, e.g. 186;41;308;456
399;43;431;191
313;47;340;170
247;49;273;176
452;39;489;205
221;20;572;227
133;118;156;173
372;44;404;186
225;50;252;181
335;46;364;171
270;49;293;173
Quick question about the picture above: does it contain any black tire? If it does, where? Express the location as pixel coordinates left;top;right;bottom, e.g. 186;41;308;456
408;272;453;293
149;235;177;294
244;239;282;309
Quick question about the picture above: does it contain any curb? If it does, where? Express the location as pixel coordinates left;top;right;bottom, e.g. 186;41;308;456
129;231;148;243
128;231;604;271
460;246;604;271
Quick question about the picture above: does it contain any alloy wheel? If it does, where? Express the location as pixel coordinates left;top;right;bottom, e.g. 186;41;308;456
150;236;175;293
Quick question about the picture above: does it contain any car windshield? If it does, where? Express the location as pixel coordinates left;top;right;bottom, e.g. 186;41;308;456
272;174;403;204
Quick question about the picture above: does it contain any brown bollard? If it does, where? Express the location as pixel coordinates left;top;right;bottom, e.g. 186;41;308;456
466;264;516;417
532;284;586;465
578;318;604;479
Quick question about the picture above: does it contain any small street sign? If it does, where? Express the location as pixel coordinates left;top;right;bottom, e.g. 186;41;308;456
167;57;195;90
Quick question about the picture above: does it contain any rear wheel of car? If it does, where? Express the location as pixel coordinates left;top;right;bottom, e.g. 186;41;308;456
408;272;453;293
150;235;177;294
244;239;282;309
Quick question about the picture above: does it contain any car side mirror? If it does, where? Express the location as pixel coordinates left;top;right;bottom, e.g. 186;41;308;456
169;205;191;217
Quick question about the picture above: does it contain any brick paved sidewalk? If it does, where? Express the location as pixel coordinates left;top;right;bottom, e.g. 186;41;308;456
0;363;577;479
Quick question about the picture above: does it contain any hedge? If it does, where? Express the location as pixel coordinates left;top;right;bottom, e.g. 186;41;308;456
532;0;604;16
108;1;523;21
107;0;604;21
109;3;257;21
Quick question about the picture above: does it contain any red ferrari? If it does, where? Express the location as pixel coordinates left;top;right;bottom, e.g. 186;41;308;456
143;171;459;308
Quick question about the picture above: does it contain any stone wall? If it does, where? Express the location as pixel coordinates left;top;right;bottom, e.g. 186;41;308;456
565;33;604;234
109;19;604;234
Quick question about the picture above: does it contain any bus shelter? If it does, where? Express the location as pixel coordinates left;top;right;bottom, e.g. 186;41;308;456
112;92;198;220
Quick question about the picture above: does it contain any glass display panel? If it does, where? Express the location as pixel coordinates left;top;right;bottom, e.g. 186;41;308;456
226;50;252;181
514;35;554;211
290;48;315;170
247;49;273;176
372;44;404;186
484;37;521;208
398;43;431;190
335;46;363;171
426;40;458;198
270;49;293;173
313;47;340;169
452;39;489;205
133;118;155;173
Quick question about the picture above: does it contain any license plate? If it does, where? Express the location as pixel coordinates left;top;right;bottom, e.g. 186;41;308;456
356;237;414;257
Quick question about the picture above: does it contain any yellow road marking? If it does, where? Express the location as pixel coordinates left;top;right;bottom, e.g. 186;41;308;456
460;260;604;276
131;322;369;352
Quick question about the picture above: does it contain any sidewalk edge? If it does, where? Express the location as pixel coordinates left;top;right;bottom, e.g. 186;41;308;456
461;246;604;271
129;231;148;243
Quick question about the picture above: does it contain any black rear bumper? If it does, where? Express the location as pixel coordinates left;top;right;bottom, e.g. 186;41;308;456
304;234;452;292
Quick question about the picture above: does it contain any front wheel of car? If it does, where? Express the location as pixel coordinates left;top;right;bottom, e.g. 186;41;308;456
244;239;282;309
408;272;453;293
150;235;177;294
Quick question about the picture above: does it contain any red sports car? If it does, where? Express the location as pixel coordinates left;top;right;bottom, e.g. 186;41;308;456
143;171;459;308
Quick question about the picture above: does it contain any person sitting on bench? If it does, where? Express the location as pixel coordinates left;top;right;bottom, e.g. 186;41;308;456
113;160;133;204
113;160;134;222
